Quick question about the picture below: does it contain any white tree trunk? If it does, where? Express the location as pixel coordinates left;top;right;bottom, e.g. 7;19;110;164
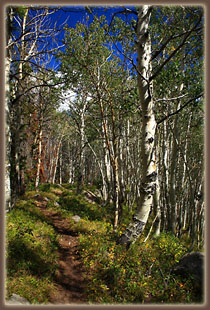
80;102;87;183
118;6;157;246
5;57;11;211
59;149;62;185
118;122;125;193
68;141;74;184
77;101;87;192
101;111;112;199
35;125;43;190
168;101;180;233
52;136;63;184
86;138;108;201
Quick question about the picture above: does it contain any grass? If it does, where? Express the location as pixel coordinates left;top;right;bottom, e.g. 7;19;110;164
6;196;59;303
6;183;202;304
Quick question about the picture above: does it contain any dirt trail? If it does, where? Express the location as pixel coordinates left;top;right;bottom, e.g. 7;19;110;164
35;198;87;304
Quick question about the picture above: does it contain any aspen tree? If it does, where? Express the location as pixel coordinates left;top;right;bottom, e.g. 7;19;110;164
5;7;14;210
118;6;157;246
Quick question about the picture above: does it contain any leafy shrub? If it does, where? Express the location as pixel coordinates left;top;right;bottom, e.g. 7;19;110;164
154;232;187;264
78;224;194;304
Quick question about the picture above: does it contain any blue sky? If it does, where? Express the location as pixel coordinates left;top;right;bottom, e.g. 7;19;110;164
47;6;137;69
23;5;203;78
50;6;135;28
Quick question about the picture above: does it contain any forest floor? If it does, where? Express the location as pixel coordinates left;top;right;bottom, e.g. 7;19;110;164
6;183;202;305
35;195;87;304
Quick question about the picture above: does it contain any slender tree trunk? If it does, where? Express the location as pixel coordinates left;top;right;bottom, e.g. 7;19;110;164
5;57;11;211
153;178;161;237
97;94;120;230
88;60;120;228
113;156;120;231
118;121;125;204
118;6;157;246
161;121;170;230
125;118;135;207
81;105;86;181
169;44;186;234
168;102;180;234
153;143;161;237
5;3;14;211
77;102;87;193
109;99;120;231
68;141;75;184
86;138;108;201
177;114;192;237
59;149;62;185
35;118;43;190
9;8;29;199
102;123;112;202
47;141;54;182
52;136;63;184
10;102;22;200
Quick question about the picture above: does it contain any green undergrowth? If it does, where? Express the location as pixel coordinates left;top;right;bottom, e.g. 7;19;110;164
59;192;105;221
57;185;198;304
6;183;202;304
6;196;59;303
79;229;198;304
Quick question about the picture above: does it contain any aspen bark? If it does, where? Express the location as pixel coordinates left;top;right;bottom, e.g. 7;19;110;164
118;121;125;201
35;127;43;190
118;6;156;246
177;114;192;237
59;150;62;185
77;102;87;193
168;44;185;233
109;99;120;231
47;141;54;183
5;57;11;211
125;118;135;207
88;59;121;227
160;121;170;230
86;138;108;201
35;109;43;190
168;101;180;233
80;108;85;182
51;136;63;184
5;9;16;210
68;140;75;184
153;142;161;237
102;122;112;202
9;8;29;199
98;97;120;230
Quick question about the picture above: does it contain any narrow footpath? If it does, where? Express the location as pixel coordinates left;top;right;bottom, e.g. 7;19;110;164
35;197;87;304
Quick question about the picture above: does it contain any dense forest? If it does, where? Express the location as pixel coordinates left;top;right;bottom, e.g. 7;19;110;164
5;5;204;305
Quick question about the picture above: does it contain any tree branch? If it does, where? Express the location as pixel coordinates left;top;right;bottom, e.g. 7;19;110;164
150;14;202;82
157;93;204;126
151;26;202;62
108;7;138;29
154;93;188;103
112;40;149;84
